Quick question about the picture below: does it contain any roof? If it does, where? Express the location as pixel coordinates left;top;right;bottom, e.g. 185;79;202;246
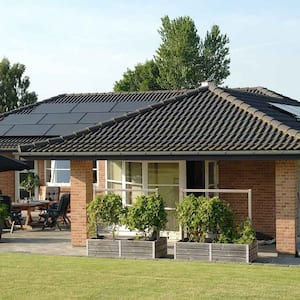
18;83;300;160
0;90;187;151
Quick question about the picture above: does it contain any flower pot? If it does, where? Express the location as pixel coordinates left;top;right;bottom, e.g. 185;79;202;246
174;240;258;263
87;237;168;259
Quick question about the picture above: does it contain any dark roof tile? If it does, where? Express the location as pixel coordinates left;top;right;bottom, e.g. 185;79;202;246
19;83;300;156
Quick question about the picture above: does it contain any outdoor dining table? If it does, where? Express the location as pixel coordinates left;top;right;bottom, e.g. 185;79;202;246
11;200;50;229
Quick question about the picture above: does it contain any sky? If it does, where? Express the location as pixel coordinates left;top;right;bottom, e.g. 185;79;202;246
1;0;300;101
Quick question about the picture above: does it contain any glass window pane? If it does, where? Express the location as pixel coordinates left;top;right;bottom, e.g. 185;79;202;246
148;163;179;185
125;162;142;184
209;162;215;185
126;184;143;205
107;182;122;197
53;170;70;183
148;185;179;208
107;161;122;181
55;160;70;169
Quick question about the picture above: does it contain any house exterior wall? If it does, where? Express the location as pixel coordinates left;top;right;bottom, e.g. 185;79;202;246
219;160;276;238
70;160;93;246
275;160;298;254
0;152;16;201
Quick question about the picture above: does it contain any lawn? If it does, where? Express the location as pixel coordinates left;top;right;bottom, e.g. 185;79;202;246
1;253;300;299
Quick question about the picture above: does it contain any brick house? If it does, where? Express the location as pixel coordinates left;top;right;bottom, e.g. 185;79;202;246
1;82;300;254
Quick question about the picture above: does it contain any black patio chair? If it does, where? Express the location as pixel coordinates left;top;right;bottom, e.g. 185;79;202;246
39;193;70;230
0;195;23;233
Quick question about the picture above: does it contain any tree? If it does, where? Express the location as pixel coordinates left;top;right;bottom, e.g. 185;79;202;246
199;25;230;85
114;16;231;92
114;59;160;92
155;16;202;89
0;58;37;113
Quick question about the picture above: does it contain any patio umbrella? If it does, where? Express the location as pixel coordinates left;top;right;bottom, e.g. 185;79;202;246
0;155;30;172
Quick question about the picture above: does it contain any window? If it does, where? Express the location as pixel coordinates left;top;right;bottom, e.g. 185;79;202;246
125;162;142;204
45;160;70;185
93;160;98;184
107;160;122;193
18;160;36;200
148;163;180;231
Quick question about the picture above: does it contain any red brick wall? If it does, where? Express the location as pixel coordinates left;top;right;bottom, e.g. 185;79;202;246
275;160;298;254
0;152;16;201
97;160;106;189
70;160;93;246
219;160;275;237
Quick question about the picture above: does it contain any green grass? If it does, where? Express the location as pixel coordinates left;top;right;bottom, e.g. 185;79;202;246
1;254;300;299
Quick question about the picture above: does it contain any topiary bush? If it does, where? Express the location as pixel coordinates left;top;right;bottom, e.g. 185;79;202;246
125;193;167;240
87;193;125;239
176;194;205;241
177;195;254;243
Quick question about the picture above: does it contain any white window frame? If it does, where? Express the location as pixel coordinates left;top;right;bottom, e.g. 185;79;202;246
15;160;38;201
45;160;71;186
205;160;219;197
93;160;99;186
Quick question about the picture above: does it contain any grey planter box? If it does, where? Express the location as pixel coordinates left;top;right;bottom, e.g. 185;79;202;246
174;241;258;263
87;237;167;259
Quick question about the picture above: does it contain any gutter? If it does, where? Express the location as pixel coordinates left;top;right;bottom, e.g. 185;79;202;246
17;150;300;159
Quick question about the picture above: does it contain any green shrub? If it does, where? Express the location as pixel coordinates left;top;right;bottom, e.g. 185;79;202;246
125;193;167;240
87;193;125;239
176;194;205;241
235;219;256;244
198;197;235;239
0;203;9;221
177;195;236;243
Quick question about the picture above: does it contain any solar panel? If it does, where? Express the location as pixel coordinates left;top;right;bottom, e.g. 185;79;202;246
269;102;300;119
32;103;77;114
79;112;123;124
0;125;13;135
111;101;155;112
5;124;53;136
72;102;117;113
46;124;94;135
0;114;45;125
38;113;85;124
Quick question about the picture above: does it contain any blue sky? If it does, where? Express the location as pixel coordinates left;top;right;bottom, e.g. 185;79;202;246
1;0;300;100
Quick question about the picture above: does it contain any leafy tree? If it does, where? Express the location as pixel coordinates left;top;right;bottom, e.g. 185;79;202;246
114;16;231;91
199;25;230;85
87;193;125;239
0;58;37;113
125;193;167;239
114;59;160;92
155;16;202;89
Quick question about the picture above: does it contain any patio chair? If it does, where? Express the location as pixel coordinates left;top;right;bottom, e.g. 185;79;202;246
39;193;70;230
0;195;23;233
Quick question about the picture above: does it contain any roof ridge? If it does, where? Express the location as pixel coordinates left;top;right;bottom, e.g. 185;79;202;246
209;84;300;140
58;89;191;97
19;86;207;151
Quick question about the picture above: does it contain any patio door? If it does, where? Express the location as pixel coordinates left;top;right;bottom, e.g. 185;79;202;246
148;162;180;231
186;160;218;196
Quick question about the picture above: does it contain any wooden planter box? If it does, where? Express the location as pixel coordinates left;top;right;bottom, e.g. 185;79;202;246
174;241;258;263
87;237;167;259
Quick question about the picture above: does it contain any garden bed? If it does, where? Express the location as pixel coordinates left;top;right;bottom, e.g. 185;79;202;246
87;237;167;259
174;241;258;263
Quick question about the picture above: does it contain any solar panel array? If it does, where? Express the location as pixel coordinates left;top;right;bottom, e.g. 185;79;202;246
0;100;157;137
269;102;300;119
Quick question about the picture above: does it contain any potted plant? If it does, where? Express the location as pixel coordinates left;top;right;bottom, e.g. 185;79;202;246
122;193;168;259
175;195;257;263
87;193;124;239
20;171;40;200
0;203;9;240
87;193;126;258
